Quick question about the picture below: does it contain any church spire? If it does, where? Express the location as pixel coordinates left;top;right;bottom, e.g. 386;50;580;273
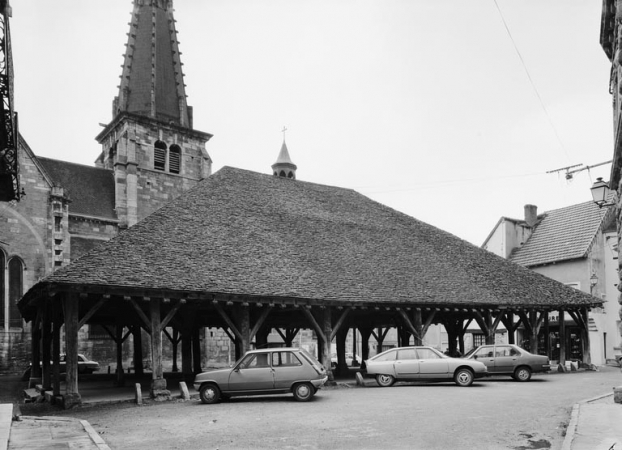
272;127;297;179
114;0;191;128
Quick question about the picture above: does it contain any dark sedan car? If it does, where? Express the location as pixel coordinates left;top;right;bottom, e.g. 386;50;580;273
464;344;551;381
194;348;328;404
21;354;100;380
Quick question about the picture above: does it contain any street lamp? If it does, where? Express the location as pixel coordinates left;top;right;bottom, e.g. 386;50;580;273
590;177;615;208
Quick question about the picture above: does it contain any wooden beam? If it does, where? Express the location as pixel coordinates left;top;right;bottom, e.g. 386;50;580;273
250;307;271;341
160;301;182;330
221;327;235;342
213;302;243;341
78;297;108;329
302;308;326;343
330;307;351;341
130;298;152;333
397;309;421;342
422;310;436;336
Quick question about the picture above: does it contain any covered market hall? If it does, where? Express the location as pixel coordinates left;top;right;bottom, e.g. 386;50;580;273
18;167;600;407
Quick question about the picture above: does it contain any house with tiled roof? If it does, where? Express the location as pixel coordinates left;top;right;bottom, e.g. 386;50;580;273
483;202;619;365
0;0;212;373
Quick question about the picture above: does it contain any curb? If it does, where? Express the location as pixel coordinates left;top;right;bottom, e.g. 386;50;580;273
561;392;615;450
18;416;111;450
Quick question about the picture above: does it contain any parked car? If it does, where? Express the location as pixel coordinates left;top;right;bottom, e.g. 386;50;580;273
330;352;359;368
463;344;551;381
365;346;488;387
194;348;328;404
21;354;100;380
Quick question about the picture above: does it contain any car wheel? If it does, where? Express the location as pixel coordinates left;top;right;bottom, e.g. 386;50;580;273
375;374;395;387
293;382;315;402
454;368;474;387
514;366;532;382
199;383;221;404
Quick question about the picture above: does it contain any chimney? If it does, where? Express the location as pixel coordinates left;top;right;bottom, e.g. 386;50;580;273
524;204;537;227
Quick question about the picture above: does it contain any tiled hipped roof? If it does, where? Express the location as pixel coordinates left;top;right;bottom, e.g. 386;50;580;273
510;201;609;267
21;167;598;309
38;157;116;220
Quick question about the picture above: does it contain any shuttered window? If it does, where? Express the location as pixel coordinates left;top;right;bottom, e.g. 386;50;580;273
169;145;181;174
8;258;23;328
154;140;167;171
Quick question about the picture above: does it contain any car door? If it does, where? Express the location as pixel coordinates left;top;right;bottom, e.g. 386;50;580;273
415;348;450;378
472;346;496;373
227;353;274;391
394;348;420;379
492;346;519;373
271;351;306;389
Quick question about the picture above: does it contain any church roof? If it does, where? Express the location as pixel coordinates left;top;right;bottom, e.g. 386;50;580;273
20;167;598;309
510;201;609;267
37;157;117;220
115;0;190;127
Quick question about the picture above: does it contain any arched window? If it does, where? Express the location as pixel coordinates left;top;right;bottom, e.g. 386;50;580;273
169;144;181;174
7;257;23;328
0;250;5;326
154;140;167;171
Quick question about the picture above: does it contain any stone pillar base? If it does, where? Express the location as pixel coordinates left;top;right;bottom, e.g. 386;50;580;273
613;386;622;404
62;393;82;409
150;378;170;401
28;377;42;389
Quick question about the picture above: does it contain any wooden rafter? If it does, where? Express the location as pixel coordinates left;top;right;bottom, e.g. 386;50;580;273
214;302;243;341
129;298;152;333
250;307;271;340
78;296;108;329
302;308;326;342
330;307;351;341
397;309;421;342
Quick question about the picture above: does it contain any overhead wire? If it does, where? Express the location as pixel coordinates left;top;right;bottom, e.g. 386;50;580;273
492;0;571;162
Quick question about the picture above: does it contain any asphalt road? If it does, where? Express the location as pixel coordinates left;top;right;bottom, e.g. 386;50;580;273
9;366;622;450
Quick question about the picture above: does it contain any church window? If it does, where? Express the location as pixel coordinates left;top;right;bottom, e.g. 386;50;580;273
279;170;286;177
169;144;181;174
7;257;23;328
154;140;167;171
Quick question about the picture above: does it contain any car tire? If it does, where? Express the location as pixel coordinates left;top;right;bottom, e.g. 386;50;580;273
199;383;221;404
375;374;395;387
454;368;474;387
293;382;315;402
513;366;532;382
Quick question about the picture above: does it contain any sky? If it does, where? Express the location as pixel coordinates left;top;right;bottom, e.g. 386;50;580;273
10;0;615;246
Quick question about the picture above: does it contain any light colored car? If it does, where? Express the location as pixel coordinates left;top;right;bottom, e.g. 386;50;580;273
21;354;100;380
194;348;328;404
365;346;488;387
463;344;551;381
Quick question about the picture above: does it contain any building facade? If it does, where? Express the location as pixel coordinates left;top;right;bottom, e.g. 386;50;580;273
0;0;212;373
483;203;619;365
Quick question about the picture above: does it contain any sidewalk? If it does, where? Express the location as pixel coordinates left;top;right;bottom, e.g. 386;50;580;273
562;392;622;450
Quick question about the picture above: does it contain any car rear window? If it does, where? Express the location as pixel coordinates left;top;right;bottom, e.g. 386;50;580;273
272;351;302;367
372;350;397;362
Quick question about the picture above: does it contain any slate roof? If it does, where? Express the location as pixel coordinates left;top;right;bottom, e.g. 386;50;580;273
38;157;116;220
20;167;599;309
510;201;609;267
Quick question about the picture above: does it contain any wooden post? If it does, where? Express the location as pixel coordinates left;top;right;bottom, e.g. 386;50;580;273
238;306;251;355
115;324;125;387
581;308;591;366
413;310;423;345
506;313;516;345
529;310;539;355
29;312;42;388
132;325;144;376
192;327;202;373
322;307;333;382
484;311;494;345
52;303;61;398
41;302;52;391
149;298;170;400
181;333;192;376
544;312;550;358
172;328;179;372
63;293;81;408
359;327;372;369
336;327;348;375
559;309;566;366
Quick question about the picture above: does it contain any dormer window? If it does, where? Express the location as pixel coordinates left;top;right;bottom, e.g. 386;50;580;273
154;140;167;171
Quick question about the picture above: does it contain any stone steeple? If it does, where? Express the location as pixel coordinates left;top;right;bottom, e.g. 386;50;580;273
272;140;297;179
114;0;191;128
95;0;212;229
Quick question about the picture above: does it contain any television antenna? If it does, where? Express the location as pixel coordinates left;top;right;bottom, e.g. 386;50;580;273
546;161;612;180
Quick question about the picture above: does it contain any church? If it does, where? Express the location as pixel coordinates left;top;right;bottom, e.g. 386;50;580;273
0;0;214;373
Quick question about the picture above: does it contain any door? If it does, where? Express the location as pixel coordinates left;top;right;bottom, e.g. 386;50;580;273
228;353;274;391
394;348;420;379
492;346;519;373
472;346;496;373
271;351;306;389
415;348;450;378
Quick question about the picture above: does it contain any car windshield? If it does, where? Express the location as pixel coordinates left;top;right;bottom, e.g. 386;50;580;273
463;348;477;358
